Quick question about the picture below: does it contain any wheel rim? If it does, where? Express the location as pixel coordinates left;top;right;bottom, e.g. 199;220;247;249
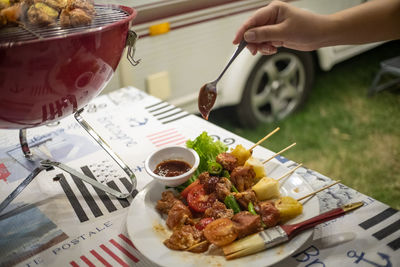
249;52;306;123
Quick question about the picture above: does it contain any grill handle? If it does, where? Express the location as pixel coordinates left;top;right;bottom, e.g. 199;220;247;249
126;30;141;66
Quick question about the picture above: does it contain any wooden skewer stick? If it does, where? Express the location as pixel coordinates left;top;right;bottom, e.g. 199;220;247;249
248;127;280;152
297;180;341;202
277;163;303;182
185;240;209;251
262;142;296;164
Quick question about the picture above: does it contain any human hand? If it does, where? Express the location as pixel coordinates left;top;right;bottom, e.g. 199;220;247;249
233;0;328;55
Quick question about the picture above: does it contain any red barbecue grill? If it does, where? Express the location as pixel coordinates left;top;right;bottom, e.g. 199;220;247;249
0;4;141;213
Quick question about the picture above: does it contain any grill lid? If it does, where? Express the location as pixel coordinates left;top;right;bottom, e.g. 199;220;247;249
0;5;131;44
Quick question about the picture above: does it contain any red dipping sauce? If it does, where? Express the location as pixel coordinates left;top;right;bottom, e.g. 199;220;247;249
154;160;192;177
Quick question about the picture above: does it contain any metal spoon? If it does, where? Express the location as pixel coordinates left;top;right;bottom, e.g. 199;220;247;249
198;39;248;120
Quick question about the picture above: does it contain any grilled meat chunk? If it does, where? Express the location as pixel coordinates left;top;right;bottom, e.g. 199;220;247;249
215;177;232;202
230;165;256;192
204;200;234;219
34;0;66;12
60;6;90;26
66;0;93;15
255;201;280;228
0;2;25;24
198;172;219;194
156;191;181;215
60;0;94;27
216;152;238;172
232;211;263;239
164;225;207;251
27;2;58;25
233;189;257;209
166;201;192;230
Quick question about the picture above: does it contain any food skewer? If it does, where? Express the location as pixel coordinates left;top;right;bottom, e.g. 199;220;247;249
231;127;281;166
276;163;303;182
223;201;364;260
186;240;209;252
262;142;296;164
296;180;341;201
186;180;341;253
252;163;302;200
163;132;340;258
248;127;280;152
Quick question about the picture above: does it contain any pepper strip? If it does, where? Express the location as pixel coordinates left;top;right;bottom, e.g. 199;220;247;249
224;195;241;214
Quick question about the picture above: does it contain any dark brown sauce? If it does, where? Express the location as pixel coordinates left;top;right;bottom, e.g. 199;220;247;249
154;160;192;177
198;84;217;120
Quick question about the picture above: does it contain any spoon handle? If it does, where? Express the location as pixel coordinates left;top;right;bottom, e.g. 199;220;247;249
215;39;247;83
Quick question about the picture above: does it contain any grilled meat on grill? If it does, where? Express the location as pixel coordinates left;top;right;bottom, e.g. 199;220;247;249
60;0;94;27
35;0;66;12
0;0;93;27
60;7;91;26
27;2;58;25
0;2;26;25
65;0;94;15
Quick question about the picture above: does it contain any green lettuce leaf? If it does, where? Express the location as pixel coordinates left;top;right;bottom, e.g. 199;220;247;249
173;131;228;192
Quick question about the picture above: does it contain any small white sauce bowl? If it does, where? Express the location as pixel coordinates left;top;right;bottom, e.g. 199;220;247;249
144;146;200;187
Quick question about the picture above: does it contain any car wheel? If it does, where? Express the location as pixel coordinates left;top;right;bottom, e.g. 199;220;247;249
237;48;314;127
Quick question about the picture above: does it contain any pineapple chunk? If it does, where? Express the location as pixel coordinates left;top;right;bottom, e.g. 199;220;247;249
230;144;251;166
0;0;10;10
275;196;303;223
252;177;280;201
27;2;59;25
244;156;266;181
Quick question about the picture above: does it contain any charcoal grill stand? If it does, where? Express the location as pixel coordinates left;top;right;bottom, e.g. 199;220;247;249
0;107;138;214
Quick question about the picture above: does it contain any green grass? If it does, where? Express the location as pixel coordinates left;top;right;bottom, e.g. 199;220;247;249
210;40;400;210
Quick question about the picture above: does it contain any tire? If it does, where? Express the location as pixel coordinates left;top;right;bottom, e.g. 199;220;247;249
237;48;315;128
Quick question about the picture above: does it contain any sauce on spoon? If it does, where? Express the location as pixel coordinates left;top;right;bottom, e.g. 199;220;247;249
198;84;217;120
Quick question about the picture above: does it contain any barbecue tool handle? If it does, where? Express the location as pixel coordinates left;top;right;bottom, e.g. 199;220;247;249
281;202;364;238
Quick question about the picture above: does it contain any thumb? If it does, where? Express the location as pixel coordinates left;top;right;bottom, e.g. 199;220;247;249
244;24;285;44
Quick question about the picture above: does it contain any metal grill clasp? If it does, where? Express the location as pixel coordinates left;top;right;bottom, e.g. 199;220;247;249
126;30;141;66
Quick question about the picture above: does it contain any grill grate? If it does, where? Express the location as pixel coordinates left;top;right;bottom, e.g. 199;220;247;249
0;5;130;43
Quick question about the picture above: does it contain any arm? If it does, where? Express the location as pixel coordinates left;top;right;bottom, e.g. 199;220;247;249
233;0;400;55
325;0;400;46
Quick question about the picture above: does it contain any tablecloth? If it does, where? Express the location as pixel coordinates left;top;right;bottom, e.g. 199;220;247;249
0;87;398;267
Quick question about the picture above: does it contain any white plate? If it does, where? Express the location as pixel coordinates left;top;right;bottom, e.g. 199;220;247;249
127;162;319;267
